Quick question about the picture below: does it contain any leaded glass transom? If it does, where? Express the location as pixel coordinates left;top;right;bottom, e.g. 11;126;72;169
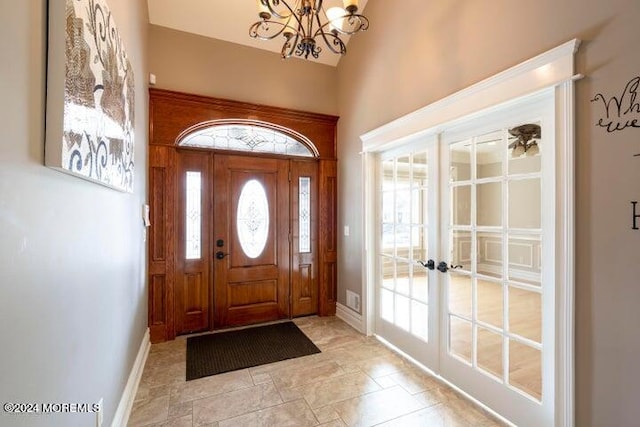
237;179;270;258
180;123;314;157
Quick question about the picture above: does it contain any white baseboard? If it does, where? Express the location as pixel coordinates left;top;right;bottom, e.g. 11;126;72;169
336;302;364;333
112;328;150;427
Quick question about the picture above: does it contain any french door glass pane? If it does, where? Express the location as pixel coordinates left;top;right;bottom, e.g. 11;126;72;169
477;326;503;379
450;316;472;363
449;275;472;318
508;285;542;343
396;262;411;296
509;148;541;174
509;339;542;401
509;179;541;229
412;268;428;303
381;256;395;290
451;230;472;271
450;140;471;181
451;185;471;226
477;130;504;179
477;231;503;278
477;279;503;329
411;301;429;341
381;288;394;323
477;182;502;227
508;234;541;286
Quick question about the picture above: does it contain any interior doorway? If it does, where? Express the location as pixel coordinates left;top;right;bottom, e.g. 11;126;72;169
373;96;555;426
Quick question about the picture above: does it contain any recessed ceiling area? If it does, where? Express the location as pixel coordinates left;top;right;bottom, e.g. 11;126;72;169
147;0;369;67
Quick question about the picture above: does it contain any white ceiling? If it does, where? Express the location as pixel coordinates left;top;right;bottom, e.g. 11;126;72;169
147;0;369;67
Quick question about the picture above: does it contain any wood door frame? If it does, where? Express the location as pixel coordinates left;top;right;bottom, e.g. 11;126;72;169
147;89;339;343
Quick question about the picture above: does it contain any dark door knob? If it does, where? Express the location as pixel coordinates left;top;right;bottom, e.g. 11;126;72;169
437;261;463;273
418;259;435;270
215;251;229;260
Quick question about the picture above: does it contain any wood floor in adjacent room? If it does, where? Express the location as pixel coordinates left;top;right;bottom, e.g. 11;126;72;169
128;316;506;426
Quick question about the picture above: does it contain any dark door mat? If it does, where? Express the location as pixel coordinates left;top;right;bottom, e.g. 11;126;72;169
186;321;321;381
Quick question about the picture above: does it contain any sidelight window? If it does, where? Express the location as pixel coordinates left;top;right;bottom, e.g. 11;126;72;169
185;171;202;260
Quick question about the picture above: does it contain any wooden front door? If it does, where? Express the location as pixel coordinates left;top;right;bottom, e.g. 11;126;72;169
213;155;290;327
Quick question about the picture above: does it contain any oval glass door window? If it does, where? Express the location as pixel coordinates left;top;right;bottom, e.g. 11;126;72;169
237;179;269;258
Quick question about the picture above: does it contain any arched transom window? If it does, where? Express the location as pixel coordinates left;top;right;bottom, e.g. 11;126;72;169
178;121;317;158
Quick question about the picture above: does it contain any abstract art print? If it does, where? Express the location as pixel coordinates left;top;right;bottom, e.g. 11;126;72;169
46;0;135;192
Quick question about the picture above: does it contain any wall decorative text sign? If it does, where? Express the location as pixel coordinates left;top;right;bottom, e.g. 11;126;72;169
592;76;640;231
591;76;640;136
45;0;135;192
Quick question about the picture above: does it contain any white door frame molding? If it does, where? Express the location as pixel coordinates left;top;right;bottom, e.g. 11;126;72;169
360;39;581;427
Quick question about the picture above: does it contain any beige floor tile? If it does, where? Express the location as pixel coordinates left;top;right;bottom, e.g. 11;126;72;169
288;371;381;409
168;401;193;419
271;360;348;390
192;382;283;426
217;399;317;427
170;369;253;404
128;395;170;426
345;354;409;379
312;405;341;423
331;385;425;426
376;367;442;394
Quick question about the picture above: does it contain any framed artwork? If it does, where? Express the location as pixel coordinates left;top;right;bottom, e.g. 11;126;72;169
45;0;135;192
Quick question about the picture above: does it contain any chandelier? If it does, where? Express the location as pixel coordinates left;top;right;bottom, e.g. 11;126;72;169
249;0;369;60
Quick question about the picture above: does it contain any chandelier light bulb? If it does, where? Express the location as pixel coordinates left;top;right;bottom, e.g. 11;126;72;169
343;0;359;13
326;7;346;32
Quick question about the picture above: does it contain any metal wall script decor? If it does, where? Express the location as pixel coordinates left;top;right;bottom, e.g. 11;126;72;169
45;0;135;192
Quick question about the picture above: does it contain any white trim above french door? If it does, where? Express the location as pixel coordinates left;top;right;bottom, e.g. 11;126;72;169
361;40;580;427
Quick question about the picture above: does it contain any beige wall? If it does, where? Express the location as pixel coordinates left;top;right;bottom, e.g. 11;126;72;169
148;25;339;115
337;0;640;425
0;0;148;425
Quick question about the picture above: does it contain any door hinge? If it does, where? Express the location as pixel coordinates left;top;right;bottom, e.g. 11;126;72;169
288;171;292;182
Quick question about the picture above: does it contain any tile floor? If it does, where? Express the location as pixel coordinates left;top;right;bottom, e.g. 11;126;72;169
128;316;506;426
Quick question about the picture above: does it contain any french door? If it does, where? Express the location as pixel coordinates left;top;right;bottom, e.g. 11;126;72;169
375;97;555;426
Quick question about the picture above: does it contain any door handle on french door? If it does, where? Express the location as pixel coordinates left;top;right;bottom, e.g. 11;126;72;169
215;251;229;260
437;261;463;273
417;259;435;270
